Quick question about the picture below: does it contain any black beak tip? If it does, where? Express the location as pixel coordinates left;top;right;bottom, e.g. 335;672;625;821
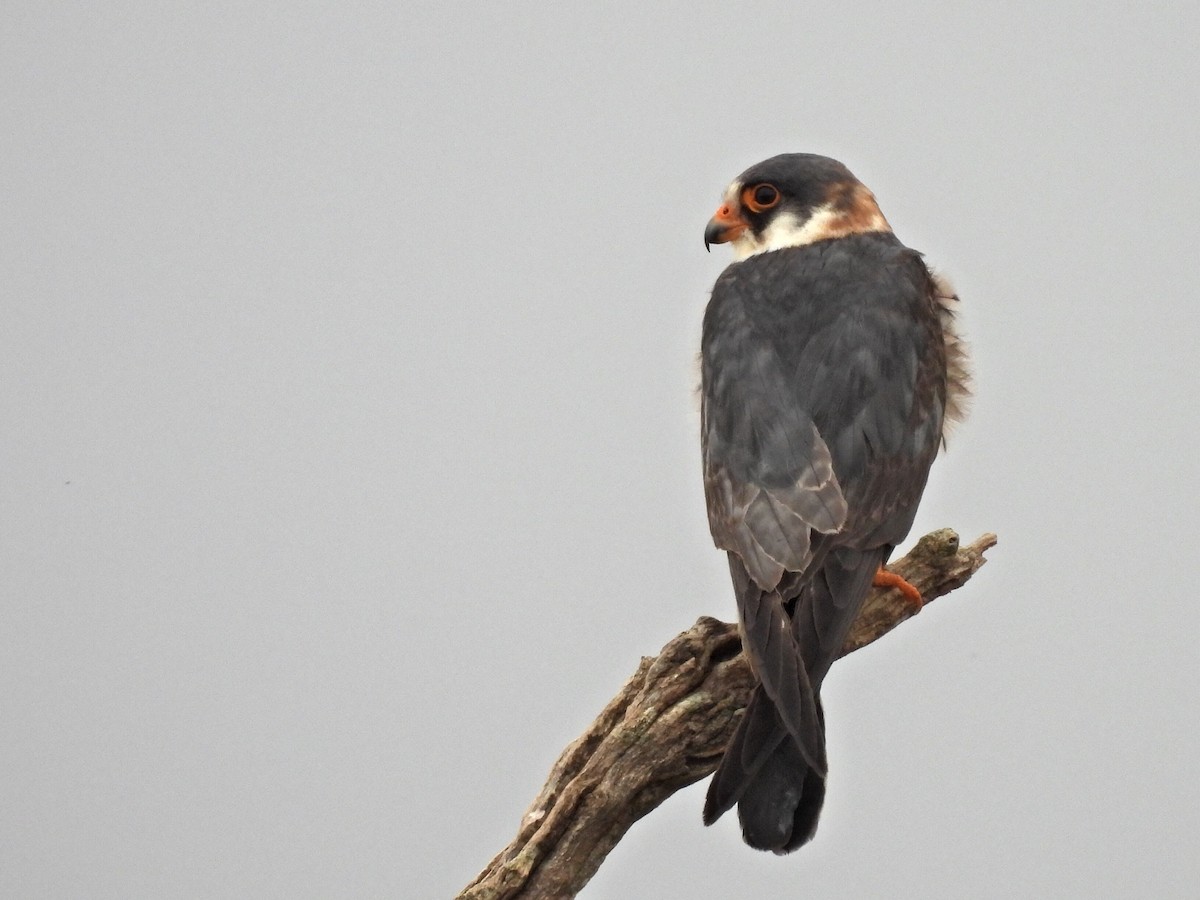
703;220;728;251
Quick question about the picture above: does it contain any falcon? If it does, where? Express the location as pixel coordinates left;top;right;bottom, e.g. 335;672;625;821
699;153;969;853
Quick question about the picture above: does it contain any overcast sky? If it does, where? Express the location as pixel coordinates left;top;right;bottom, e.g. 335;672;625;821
4;2;1199;898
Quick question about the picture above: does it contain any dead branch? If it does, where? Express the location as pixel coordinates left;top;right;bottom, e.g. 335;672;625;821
457;529;997;900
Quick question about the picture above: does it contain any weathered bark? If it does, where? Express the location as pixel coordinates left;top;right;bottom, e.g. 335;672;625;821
457;529;997;900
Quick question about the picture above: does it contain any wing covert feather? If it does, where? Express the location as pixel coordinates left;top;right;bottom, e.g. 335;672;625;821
702;280;847;590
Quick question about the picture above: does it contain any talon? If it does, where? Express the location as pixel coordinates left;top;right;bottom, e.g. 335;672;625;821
873;567;923;612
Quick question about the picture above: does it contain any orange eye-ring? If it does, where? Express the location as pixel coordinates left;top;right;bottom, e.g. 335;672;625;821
742;183;780;213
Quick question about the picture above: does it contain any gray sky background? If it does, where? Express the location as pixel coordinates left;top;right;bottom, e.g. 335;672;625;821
4;3;1199;898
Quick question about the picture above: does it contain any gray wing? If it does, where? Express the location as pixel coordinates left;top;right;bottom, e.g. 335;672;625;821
701;290;848;592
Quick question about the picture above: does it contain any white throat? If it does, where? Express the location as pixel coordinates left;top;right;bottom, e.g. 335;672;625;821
729;206;839;260
724;181;891;261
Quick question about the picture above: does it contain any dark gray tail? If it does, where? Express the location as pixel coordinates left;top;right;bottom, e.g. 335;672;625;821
703;684;827;854
707;546;887;853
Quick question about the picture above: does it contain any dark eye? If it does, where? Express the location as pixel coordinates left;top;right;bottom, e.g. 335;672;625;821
743;183;781;213
754;185;778;206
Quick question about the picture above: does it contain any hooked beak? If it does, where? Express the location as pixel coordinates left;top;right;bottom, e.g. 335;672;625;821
704;202;749;251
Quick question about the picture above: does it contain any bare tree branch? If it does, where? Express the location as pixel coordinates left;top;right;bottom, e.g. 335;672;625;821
457;529;997;900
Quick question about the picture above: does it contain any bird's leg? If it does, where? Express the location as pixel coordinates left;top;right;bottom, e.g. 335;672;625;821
872;567;923;613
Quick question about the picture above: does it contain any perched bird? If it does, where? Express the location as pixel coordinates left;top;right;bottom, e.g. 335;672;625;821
700;153;969;853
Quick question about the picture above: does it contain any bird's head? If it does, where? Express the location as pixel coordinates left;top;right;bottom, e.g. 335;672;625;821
704;153;891;260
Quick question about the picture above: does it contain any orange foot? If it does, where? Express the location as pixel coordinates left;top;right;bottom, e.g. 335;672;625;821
873;567;923;613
